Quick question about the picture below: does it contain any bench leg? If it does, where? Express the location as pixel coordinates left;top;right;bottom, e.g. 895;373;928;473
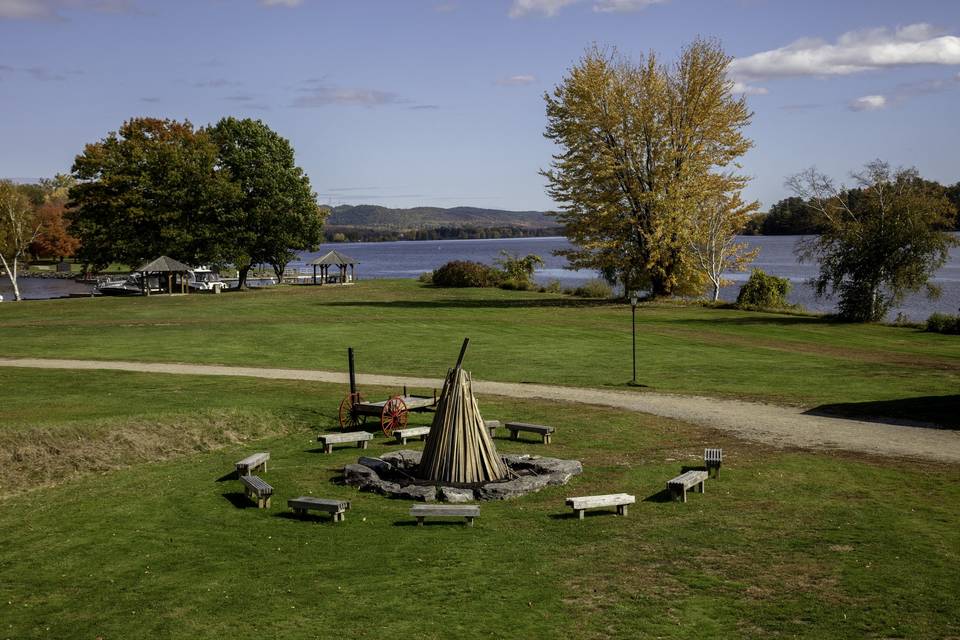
617;504;628;516
465;517;474;527
420;434;427;441
324;444;332;454
399;437;407;445
576;509;585;521
509;430;518;441
698;480;705;494
360;440;368;449
542;434;550;444
264;496;271;509
416;516;425;527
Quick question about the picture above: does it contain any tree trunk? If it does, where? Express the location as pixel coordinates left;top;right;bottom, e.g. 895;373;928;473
712;280;720;302
236;265;250;290
0;254;22;301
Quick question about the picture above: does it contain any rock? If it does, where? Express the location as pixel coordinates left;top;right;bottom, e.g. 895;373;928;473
527;457;583;485
439;486;476;503
343;463;378;486
358;456;393;475
501;454;532;467
477;474;552;500
381;450;422;471
393;484;437;502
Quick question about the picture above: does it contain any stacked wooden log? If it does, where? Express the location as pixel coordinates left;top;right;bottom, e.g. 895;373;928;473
417;367;508;484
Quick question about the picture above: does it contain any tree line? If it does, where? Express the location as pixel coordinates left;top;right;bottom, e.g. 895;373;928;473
323;224;563;243
543;39;958;321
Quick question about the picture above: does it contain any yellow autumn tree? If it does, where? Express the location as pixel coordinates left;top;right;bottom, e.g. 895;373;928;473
543;39;755;297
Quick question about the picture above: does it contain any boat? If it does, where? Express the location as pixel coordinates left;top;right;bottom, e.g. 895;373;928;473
187;266;228;293
94;273;159;296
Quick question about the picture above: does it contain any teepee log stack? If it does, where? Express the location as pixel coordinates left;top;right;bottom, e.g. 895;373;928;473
417;340;508;484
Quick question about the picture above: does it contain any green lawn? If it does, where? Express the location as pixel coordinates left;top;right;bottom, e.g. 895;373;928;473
1;367;957;639
1;280;958;425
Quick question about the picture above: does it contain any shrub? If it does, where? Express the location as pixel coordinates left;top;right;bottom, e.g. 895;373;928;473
572;278;612;299
925;312;960;335
494;251;544;289
543;278;561;294
417;271;433;284
499;278;533;291
736;269;791;308
431;260;502;288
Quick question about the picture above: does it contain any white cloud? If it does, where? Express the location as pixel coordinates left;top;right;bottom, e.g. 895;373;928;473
730;81;768;96
509;0;577;17
293;84;406;108
849;94;886;111
509;0;666;17
0;0;136;20
496;74;537;86
731;23;960;81
593;0;667;13
259;0;302;6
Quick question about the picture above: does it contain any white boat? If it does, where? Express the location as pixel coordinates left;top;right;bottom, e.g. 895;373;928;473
187;266;227;293
95;273;159;296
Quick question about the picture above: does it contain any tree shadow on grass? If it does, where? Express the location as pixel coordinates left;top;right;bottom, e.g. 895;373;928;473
663;314;826;327
806;395;960;430
319;298;618;311
222;492;254;509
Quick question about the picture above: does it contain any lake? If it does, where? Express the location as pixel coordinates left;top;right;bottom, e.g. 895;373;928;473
5;235;959;321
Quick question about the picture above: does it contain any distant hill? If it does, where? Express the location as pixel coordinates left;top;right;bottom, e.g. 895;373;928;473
327;205;556;229
323;205;561;243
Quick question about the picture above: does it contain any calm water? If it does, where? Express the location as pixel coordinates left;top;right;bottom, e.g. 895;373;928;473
5;235;960;321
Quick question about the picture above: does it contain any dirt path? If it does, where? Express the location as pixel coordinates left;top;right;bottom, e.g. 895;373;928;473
3;356;958;464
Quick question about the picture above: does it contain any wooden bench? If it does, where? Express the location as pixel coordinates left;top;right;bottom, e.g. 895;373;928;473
667;470;708;503
505;421;555;444
288;496;351;522
240;475;273;509
565;493;636;520
317;431;373;453
235;452;269;476
704;448;723;478
410;504;479;527
484;420;501;438
394;426;430;445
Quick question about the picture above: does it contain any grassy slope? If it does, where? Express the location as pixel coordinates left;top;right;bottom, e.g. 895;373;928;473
0;280;957;424
1;367;958;639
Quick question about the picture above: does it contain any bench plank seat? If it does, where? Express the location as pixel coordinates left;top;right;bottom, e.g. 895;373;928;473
236;452;269;476
704;448;723;478
288;496;351;522
667;470;708;503
317;431;374;453
394;426;430;445
240;474;273;509
410;504;480;527
505;421;555;444
565;493;636;519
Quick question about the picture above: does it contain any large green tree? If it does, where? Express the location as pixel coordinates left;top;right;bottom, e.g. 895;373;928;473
68;118;236;270
542;40;754;297
208;117;324;288
789;161;958;322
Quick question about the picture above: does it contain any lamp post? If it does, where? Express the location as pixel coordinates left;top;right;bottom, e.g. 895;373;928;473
630;292;638;385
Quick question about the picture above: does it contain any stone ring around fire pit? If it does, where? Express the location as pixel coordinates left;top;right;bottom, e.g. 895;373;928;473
341;450;583;502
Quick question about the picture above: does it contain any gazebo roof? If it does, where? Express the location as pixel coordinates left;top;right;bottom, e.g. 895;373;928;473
135;256;192;273
309;250;359;266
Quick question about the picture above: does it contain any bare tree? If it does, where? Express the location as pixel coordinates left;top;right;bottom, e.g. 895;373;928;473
688;186;759;301
0;181;42;302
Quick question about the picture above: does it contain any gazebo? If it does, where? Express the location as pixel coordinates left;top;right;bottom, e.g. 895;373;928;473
308;250;358;285
135;256;192;295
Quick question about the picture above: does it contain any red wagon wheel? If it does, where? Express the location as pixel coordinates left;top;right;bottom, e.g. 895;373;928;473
380;396;408;437
339;392;366;431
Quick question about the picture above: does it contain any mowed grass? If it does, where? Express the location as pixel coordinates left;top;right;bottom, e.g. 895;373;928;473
0;280;958;424
0;368;958;639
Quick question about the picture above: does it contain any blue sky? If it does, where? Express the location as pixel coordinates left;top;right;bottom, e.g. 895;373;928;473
1;0;958;211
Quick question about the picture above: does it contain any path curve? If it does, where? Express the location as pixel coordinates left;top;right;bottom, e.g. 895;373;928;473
2;357;958;464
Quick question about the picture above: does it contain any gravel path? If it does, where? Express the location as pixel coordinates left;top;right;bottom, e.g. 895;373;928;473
3;357;958;464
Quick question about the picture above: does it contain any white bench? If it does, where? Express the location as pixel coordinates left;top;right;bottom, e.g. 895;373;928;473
505;421;555;444
565;493;636;520
394;426;430;445
484;420;501;438
240;475;273;509
288;497;351;522
235;452;269;476
704;448;723;478
317;431;373;454
410;504;480;527
667;470;708;503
